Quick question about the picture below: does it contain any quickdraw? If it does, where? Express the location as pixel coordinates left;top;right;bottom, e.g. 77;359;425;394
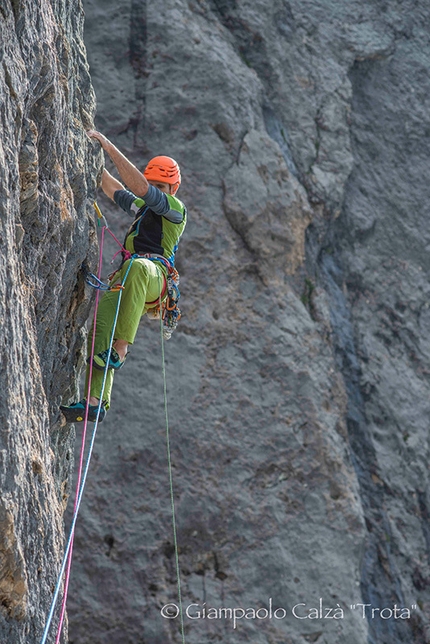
145;257;181;340
82;263;124;292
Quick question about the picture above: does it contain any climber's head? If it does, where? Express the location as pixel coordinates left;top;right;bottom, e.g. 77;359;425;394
144;156;181;195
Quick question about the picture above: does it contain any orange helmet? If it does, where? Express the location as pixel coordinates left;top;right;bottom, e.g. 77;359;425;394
144;156;181;194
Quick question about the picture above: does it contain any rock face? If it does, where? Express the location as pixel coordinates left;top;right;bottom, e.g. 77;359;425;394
0;0;99;642
63;1;430;644
3;0;430;643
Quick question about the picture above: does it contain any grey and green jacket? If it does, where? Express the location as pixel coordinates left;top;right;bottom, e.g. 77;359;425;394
114;186;187;266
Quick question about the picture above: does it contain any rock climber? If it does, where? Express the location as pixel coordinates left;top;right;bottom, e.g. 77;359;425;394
60;130;187;423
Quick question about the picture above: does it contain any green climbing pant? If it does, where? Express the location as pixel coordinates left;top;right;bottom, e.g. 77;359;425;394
86;257;165;408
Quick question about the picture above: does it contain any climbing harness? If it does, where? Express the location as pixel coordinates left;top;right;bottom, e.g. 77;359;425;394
40;202;185;644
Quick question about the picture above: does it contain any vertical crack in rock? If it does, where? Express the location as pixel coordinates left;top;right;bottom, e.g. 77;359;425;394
223;129;312;281
315;30;430;641
262;104;298;178
319;251;413;643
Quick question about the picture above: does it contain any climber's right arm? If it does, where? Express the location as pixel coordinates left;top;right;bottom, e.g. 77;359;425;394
87;130;149;196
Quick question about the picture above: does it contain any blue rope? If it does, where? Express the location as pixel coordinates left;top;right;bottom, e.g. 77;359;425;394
39;257;136;644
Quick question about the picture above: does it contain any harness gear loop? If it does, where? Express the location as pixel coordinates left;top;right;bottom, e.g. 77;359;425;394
142;255;182;339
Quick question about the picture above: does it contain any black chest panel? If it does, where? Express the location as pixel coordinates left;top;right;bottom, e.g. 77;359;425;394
128;208;164;256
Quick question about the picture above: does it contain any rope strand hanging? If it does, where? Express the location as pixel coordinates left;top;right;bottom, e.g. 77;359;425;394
40;205;134;644
158;268;186;644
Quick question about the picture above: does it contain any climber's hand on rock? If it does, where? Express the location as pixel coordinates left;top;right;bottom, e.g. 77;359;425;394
87;130;110;149
86;132;143;193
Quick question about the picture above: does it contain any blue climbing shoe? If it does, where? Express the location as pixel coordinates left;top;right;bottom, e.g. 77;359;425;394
60;399;106;423
92;348;125;371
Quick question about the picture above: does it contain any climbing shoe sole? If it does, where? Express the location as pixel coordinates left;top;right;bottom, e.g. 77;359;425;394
60;400;106;423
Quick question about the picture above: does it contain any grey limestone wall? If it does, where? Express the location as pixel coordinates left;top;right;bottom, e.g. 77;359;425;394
67;1;430;644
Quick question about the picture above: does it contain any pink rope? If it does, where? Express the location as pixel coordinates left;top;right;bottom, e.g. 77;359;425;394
105;226;132;262
54;226;106;644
